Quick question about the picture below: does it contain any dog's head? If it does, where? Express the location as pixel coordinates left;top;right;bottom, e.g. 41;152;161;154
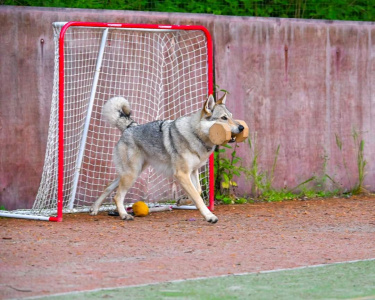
202;93;244;143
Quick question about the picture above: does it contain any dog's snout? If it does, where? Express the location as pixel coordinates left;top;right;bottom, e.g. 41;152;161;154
238;125;244;132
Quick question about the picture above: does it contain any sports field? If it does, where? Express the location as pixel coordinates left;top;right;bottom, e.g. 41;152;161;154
1;196;374;299
37;259;375;299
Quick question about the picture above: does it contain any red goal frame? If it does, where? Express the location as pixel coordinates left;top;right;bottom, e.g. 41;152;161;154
53;22;215;222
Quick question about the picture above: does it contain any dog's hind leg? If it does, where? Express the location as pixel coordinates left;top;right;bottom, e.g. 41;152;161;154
175;170;218;223
90;177;120;215
113;173;139;221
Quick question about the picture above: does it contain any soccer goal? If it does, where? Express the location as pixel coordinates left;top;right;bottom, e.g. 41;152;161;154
0;22;214;221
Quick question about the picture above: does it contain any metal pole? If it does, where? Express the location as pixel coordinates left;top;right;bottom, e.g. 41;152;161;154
68;28;109;209
0;212;50;221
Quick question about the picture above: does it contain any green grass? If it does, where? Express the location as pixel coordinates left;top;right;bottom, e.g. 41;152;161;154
38;259;375;299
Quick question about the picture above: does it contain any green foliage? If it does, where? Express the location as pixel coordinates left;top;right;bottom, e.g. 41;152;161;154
335;129;368;195
351;129;367;194
259;189;296;202
213;131;354;205
1;0;374;21
335;133;352;188
243;133;282;201
214;135;305;204
214;143;245;204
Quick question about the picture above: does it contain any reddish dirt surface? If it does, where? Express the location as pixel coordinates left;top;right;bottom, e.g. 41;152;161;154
1;196;375;299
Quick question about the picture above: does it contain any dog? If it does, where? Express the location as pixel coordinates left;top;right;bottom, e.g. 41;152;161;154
90;93;244;223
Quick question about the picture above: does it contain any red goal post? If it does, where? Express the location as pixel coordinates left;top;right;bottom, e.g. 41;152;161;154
0;21;215;221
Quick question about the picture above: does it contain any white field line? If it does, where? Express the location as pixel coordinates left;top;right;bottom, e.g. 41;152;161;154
27;257;375;299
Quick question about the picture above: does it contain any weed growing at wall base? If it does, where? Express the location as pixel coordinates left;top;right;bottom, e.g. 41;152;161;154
214;143;247;204
335;129;368;195
214;128;370;204
244;134;281;200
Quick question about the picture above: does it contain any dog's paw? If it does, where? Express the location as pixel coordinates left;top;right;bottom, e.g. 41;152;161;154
89;206;98;216
121;214;134;221
205;214;218;224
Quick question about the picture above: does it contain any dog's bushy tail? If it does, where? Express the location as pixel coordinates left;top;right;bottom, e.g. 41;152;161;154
102;97;138;132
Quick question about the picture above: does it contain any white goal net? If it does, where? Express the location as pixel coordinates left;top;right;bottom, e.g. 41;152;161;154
0;22;214;221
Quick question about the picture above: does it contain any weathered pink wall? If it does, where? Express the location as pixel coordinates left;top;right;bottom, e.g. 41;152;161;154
215;18;375;195
0;6;374;209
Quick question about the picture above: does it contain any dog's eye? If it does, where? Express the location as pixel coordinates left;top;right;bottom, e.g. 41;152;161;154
221;116;228;120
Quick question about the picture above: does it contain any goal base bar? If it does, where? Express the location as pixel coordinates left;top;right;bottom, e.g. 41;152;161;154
0;212;61;222
0;205;201;222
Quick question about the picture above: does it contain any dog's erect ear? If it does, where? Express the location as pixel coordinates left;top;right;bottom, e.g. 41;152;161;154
216;92;227;105
122;105;131;116
203;94;215;117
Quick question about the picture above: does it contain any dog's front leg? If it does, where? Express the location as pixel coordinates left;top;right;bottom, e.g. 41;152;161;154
191;169;202;195
175;170;218;223
176;170;201;206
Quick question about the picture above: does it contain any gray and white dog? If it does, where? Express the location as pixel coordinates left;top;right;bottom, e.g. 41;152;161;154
90;93;244;223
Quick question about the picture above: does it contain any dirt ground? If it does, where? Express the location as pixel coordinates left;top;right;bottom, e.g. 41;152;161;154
1;196;375;299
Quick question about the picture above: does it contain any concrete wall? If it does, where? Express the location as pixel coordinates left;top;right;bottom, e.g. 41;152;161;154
215;18;375;195
0;6;374;210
